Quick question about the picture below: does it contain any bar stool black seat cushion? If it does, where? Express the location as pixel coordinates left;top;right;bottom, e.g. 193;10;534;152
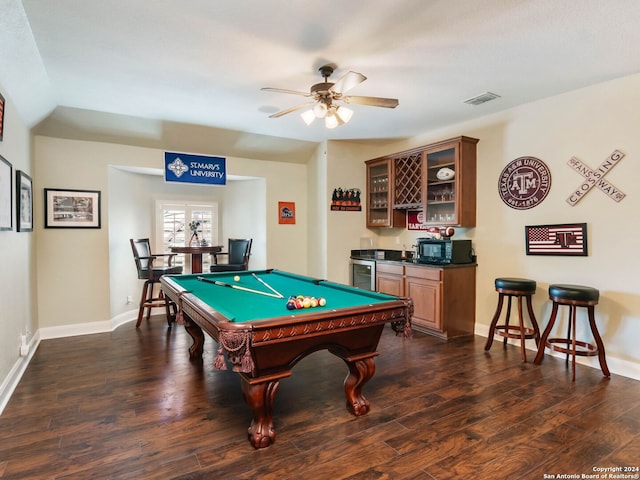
495;278;536;293
549;284;599;303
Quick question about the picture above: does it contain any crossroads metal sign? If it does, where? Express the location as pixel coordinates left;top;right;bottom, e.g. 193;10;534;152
566;149;625;205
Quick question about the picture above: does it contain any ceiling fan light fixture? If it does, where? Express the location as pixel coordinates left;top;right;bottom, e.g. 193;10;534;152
301;109;316;125
312;102;328;118
325;112;339;129
335;106;353;124
264;64;397;128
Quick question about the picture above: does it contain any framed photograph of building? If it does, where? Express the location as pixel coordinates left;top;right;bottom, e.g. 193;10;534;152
44;188;101;229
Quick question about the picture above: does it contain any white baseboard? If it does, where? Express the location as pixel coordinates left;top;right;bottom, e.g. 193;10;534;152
475;323;640;381
0;332;41;415
39;310;138;340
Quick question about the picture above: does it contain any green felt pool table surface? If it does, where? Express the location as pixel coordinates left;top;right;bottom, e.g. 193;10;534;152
163;269;400;323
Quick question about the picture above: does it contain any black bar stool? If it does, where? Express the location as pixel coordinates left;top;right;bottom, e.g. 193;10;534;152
485;278;540;362
534;284;610;381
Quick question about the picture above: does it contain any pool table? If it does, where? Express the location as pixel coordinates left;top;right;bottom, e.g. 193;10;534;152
160;269;412;449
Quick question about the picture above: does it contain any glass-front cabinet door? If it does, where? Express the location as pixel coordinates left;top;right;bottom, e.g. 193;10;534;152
422;136;478;227
366;158;405;228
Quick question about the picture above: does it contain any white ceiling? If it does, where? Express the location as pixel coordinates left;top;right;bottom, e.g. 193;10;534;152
4;0;640;147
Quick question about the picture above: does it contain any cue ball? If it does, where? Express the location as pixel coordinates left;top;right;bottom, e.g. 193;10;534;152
234;275;240;282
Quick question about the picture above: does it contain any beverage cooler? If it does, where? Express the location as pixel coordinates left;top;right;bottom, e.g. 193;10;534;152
349;258;376;291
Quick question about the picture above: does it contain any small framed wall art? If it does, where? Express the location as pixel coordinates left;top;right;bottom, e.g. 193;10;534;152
0;154;12;230
0;92;5;142
525;223;587;256
44;188;101;229
278;201;296;224
16;170;33;232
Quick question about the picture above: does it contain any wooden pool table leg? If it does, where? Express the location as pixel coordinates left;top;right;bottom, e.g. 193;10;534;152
240;373;290;449
342;353;378;416
183;317;204;359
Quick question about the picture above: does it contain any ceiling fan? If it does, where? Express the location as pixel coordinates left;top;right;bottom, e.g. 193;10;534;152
261;65;399;128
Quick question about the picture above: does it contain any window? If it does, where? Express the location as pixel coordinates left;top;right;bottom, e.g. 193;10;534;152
156;200;219;271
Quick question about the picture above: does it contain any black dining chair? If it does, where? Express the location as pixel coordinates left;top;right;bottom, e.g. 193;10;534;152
130;238;183;327
210;238;252;272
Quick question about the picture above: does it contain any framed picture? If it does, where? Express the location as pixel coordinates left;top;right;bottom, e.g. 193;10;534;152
0;154;12;230
16;171;33;232
44;188;101;229
0;92;5;142
278;201;296;224
525;223;587;256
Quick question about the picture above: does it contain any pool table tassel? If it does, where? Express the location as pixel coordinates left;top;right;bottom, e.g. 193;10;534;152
214;344;227;370
214;330;255;373
240;344;254;373
176;291;189;326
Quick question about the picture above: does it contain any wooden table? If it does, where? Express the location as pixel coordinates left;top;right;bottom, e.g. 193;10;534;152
170;245;222;273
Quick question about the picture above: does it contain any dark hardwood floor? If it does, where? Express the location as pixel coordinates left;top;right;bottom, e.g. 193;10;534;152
1;316;639;480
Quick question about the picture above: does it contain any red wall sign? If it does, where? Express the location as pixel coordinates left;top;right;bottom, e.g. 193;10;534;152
278;201;296;224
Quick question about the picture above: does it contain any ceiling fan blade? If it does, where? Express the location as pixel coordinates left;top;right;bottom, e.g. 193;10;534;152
331;71;366;94
261;87;311;97
342;95;399;108
268;102;315;118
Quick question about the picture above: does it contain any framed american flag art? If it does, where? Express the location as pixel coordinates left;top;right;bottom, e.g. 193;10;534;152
525;223;587;256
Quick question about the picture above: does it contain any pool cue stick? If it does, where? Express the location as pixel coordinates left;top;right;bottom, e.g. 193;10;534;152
197;276;281;299
251;273;284;298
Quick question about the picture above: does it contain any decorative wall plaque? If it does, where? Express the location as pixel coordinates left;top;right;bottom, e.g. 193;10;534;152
330;187;361;211
498;156;551;210
525;223;587;256
278;201;296;224
566;150;625;205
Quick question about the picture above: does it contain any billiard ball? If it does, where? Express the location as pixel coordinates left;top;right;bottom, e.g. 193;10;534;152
234;275;240;282
318;297;326;307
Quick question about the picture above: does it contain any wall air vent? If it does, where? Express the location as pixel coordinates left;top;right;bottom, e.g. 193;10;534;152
464;92;501;106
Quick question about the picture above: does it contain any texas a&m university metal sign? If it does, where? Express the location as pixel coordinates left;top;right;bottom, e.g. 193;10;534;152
499;156;551;210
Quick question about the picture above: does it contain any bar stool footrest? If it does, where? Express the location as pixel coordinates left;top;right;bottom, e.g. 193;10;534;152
495;325;537;340
546;338;598;357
